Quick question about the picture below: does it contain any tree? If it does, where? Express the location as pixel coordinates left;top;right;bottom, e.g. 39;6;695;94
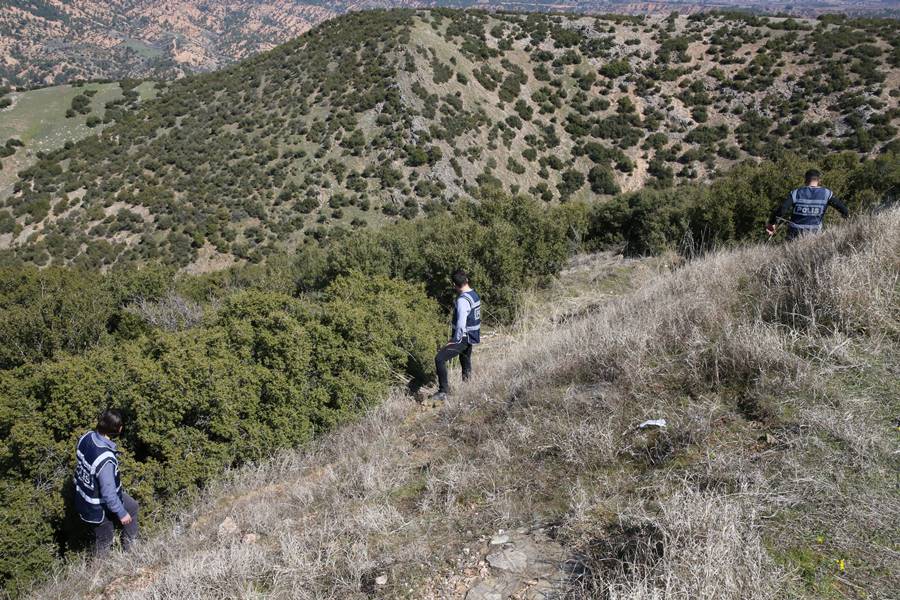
589;165;620;195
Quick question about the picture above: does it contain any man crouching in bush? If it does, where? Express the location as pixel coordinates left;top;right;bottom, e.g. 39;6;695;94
74;409;139;556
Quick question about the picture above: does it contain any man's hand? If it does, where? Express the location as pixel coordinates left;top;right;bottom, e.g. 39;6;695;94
765;224;777;237
120;513;133;526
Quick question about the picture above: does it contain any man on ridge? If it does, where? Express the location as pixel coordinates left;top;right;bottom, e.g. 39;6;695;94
432;270;481;402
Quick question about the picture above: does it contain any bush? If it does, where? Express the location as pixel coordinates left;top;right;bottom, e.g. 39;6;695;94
322;190;578;322
0;267;115;369
0;275;442;592
588;152;899;256
600;59;631;78
588;165;620;195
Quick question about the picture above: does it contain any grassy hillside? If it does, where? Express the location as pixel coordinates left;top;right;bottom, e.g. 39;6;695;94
0;81;157;194
1;9;898;269
26;207;900;599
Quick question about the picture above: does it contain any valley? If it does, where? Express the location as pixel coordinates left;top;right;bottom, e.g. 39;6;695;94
0;7;897;598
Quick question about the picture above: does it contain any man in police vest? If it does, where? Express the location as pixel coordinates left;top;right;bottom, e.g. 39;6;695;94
766;169;849;240
74;409;140;556
432;270;481;402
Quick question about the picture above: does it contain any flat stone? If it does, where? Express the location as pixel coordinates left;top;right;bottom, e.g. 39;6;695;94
525;579;563;599
486;548;528;573
375;574;388;586
466;578;520;600
465;583;504;600
490;534;510;545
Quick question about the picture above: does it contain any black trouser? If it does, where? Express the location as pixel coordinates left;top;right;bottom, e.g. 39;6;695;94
435;340;472;393
92;491;140;557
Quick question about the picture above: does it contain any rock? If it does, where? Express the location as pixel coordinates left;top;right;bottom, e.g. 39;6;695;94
242;532;258;544
217;516;239;539
375;574;388;586
486;548;528;573
490;534;510;545
465;581;506;600
525;579;559;600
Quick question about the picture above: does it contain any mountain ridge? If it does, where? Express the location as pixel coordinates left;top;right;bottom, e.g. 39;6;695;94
3;1;899;88
2;8;897;271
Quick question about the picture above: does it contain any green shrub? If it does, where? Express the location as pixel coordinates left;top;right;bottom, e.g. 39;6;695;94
0;267;115;369
588;152;899;256
321;190;577;322
588;165;620;195
0;275;442;592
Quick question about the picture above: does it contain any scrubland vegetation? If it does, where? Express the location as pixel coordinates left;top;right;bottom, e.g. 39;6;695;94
19;205;900;599
1;7;898;598
1;149;897;597
1;9;898;268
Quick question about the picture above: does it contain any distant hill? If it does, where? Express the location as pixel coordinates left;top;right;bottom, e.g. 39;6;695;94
0;0;339;87
2;1;898;88
0;9;898;270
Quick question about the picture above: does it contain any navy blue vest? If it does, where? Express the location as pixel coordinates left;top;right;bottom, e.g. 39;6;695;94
789;186;833;235
74;431;122;523
454;289;481;344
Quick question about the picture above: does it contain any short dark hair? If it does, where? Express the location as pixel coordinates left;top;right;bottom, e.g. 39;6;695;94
96;409;124;436
451;270;469;287
804;169;821;184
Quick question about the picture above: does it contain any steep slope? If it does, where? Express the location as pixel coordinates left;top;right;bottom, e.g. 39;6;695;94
29;209;900;599
2;9;898;271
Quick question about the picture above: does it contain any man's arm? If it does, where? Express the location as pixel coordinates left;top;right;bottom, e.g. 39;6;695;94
828;194;850;218
768;193;793;226
452;297;470;343
96;462;128;521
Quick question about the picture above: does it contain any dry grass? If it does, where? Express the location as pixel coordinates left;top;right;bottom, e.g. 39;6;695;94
124;292;207;332
26;209;900;599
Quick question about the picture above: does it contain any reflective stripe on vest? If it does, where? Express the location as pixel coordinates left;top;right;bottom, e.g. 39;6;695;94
74;432;122;523
789;187;831;232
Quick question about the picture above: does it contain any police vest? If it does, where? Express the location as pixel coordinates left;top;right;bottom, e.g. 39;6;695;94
789;186;833;233
74;431;122;523
454;290;481;344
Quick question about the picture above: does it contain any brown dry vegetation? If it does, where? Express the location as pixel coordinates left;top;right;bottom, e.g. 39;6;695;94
26;208;900;599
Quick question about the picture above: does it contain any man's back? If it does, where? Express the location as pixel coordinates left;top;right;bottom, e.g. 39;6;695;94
788;186;834;233
768;171;849;239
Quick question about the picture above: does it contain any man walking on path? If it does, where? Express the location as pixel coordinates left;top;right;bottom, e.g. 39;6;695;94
432;270;481;402
767;169;849;240
74;409;140;556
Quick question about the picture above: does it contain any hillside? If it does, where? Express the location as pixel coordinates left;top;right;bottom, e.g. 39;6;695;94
0;0;342;88
0;80;157;195
5;1;900;89
1;9;898;270
26;207;900;599
4;2;898;89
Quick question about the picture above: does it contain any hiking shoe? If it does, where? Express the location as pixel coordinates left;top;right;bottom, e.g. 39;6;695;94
430;391;448;403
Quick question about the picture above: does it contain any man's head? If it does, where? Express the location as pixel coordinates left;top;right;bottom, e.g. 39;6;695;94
96;409;124;437
804;169;821;186
451;269;470;292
